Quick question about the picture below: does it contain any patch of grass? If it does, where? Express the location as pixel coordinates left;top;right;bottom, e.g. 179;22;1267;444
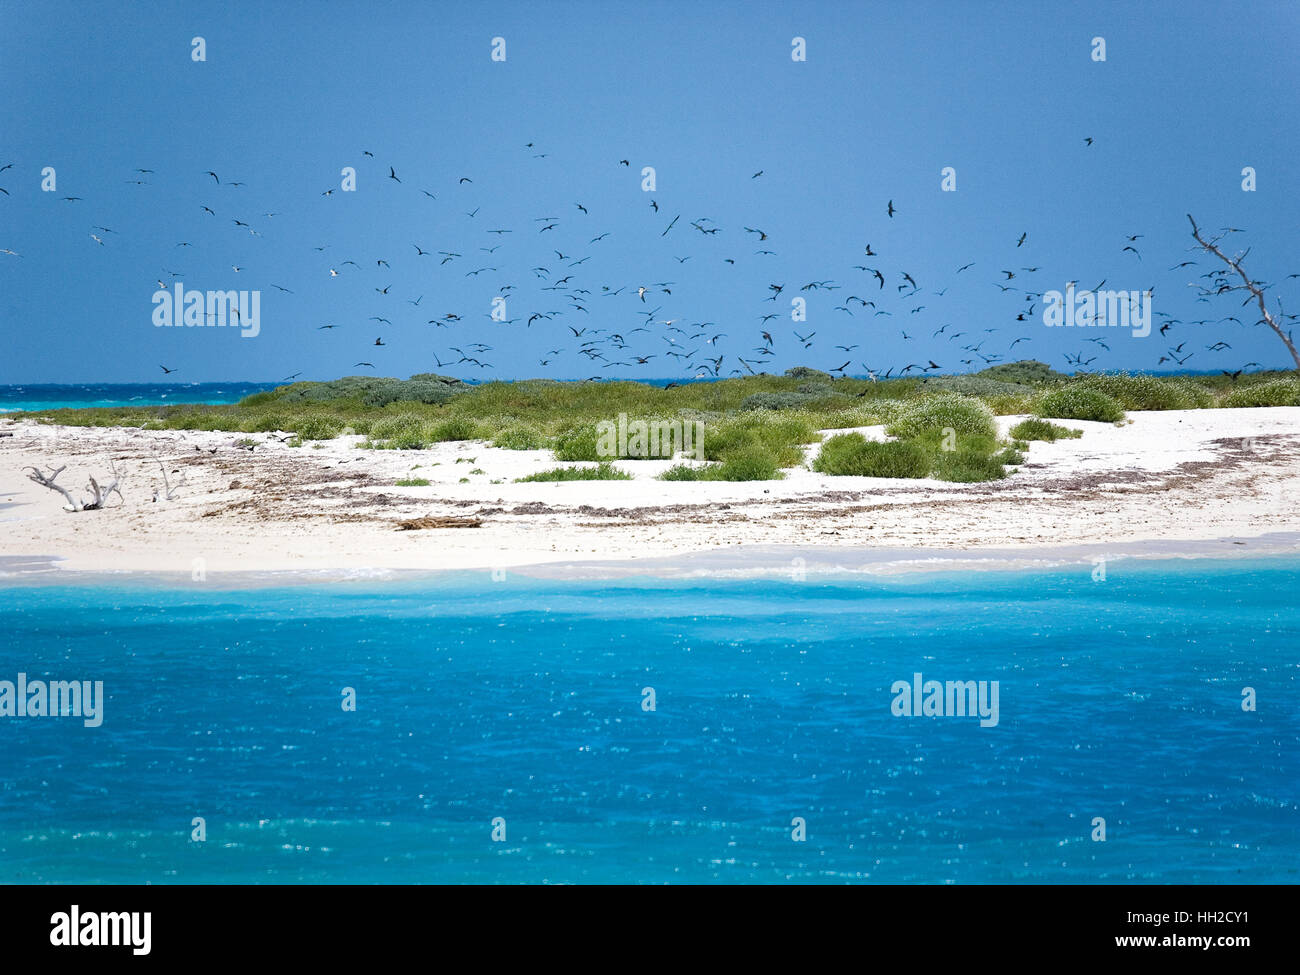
395;477;430;487
813;434;932;477
427;417;488;442
975;360;1069;384
1075;372;1212;411
1009;418;1083;441
885;393;998;440
293;414;344;441
1034;387;1126;423
703;414;815;467
492;426;548;450
553;425;602;461
714;445;785;480
25;366;1292;478
368;412;427;448
659;463;712;481
933;446;1011;482
516;462;633;482
1221;378;1300;408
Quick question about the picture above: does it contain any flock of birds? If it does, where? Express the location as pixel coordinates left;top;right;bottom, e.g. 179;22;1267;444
1;149;1294;383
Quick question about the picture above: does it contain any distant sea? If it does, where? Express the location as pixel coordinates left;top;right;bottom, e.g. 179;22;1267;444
0;382;282;413
0;378;719;413
1;557;1296;883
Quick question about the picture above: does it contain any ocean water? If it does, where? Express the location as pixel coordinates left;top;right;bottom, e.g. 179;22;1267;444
0;382;281;413
0;558;1296;884
0;378;721;414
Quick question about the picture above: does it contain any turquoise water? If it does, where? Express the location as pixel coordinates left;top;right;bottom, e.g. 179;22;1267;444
0;382;280;413
0;379;706;413
1;558;1296;884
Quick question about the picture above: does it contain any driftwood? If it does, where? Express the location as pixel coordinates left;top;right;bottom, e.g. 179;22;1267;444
24;461;124;512
1188;214;1300;369
155;459;187;501
396;515;482;530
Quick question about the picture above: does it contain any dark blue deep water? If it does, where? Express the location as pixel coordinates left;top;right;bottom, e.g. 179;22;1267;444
1;558;1296;883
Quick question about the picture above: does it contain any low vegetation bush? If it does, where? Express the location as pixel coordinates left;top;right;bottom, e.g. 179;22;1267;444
492;426;548;450
657;447;785;481
714;445;784;480
1075;372;1211;411
1008;418;1083;441
293;414;344;440
552;425;602;461
813;434;932;477
1221;378;1300;408
516;462;632;482
918;375;1032;398
885;393;998;440
426;416;488;442
976;360;1069;384
741;391;814;411
933;447;1011;482
1034;387;1125;422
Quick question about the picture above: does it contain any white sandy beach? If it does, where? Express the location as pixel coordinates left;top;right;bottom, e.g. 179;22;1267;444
2;407;1299;577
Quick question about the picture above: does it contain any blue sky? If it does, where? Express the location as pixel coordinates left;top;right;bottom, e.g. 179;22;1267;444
1;0;1297;383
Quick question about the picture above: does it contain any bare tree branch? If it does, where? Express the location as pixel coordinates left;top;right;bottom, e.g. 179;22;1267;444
23;464;80;511
155;458;186;501
1188;214;1300;369
24;460;124;511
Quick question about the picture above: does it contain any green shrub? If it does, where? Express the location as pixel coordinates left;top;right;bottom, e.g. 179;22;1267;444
1034;387;1125;422
237;390;283;408
933;447;1010;482
516;462;632;482
918;375;1032;398
976;360;1069;384
363;380;461;408
714;445;784;480
813;434;932;477
242;412;289;433
1009;418;1083;441
1076;373;1208;411
659;463;712;481
785;366;831;381
886;393;998;440
369;412;428;448
983;393;1036;415
849;398;910;426
427;416;487;442
553;425;601;461
741;391;812;411
703;415;812;468
1221;379;1300;408
294;415;344;440
492;426;548;450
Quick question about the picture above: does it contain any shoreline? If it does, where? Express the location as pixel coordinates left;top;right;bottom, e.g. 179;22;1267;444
2;535;1300;588
3;406;1299;583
